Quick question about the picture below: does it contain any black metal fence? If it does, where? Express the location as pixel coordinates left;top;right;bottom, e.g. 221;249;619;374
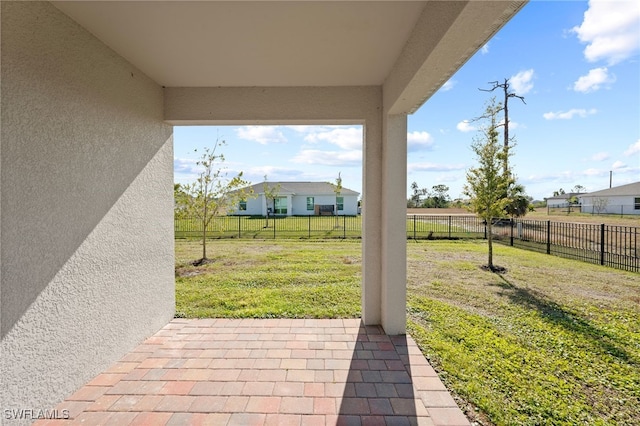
492;219;639;272
175;215;639;272
175;215;486;241
548;204;640;217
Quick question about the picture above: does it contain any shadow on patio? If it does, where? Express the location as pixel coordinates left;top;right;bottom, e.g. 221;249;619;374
38;319;469;425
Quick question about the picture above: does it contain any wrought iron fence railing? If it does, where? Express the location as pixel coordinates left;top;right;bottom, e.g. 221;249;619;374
492;219;639;272
175;215;639;272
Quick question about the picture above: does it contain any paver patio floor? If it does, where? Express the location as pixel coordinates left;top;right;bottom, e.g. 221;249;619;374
37;319;469;426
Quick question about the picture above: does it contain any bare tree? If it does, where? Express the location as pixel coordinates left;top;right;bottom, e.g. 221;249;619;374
479;78;526;164
593;197;609;215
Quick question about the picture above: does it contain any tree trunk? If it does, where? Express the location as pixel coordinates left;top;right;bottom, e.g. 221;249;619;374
487;221;493;268
202;204;208;260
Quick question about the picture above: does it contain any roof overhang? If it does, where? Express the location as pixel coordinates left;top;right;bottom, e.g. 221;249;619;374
53;0;526;115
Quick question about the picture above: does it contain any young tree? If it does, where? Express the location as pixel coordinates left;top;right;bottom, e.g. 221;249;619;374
478;78;529;217
179;140;251;263
262;176;281;228
333;172;343;226
463;99;514;271
174;183;190;218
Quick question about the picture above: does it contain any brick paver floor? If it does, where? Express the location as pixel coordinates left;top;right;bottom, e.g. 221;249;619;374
35;319;470;425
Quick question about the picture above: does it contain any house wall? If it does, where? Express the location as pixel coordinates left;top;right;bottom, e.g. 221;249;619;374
1;1;174;418
580;195;640;215
235;194;359;216
546;198;570;208
291;194;358;215
240;197;264;216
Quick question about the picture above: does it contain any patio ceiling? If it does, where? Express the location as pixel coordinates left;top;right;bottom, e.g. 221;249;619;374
52;0;526;114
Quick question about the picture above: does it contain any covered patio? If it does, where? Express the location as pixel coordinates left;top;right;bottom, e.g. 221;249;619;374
2;0;526;421
37;319;468;426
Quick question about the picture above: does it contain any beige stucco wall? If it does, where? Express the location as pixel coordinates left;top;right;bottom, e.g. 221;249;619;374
1;1;174;418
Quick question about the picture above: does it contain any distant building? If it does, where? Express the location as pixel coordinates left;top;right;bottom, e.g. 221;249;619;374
230;181;360;216
544;193;581;208
579;181;640;215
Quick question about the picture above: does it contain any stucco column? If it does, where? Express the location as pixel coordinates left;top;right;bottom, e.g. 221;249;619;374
381;114;407;334
362;114;383;327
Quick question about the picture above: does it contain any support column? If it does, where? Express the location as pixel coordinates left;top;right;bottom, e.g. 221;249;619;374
362;114;383;326
381;114;407;334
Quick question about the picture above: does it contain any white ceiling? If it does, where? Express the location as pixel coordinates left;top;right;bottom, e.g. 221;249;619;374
53;1;427;87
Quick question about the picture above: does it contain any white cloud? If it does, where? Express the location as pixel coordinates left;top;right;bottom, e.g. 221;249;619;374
291;149;361;167
583;168;606;177
510;69;535;95
440;79;456;92
407;162;466;173
407;131;434;152
573;67;616;92
571;0;640;65
543;108;598;120
624;139;640;156
173;158;202;179
456;121;477;133
303;127;362;150
481;43;490;55
612;160;627;170
498;119;521;130
236;126;287;145
591;151;610;161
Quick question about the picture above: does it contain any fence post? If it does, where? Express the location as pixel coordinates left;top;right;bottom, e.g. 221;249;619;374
546;220;551;254
343;215;346;239
448;215;452;239
238;215;241;238
413;215;416;240
484;220;487;240
274;217;276;239
510;219;514;246
600;223;605;265
308;215;311;239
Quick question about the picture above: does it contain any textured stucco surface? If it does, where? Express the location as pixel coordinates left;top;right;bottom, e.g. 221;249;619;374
1;1;174;419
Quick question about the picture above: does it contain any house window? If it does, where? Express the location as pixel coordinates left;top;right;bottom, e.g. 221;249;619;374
306;197;314;211
274;197;287;215
337;196;344;211
239;200;247;211
635;197;640;210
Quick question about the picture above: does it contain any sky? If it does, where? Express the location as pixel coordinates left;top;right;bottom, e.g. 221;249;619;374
173;0;640;202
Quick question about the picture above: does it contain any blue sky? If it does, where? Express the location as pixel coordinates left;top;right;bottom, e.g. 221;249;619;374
174;0;640;201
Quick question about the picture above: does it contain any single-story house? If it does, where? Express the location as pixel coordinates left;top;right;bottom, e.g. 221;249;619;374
579;181;640;215
544;193;581;208
231;181;360;216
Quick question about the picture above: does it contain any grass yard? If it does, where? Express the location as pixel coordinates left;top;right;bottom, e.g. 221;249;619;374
175;240;361;318
175;239;640;425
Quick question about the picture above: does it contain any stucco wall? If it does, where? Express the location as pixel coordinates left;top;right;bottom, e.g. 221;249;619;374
580;196;640;215
1;2;174;419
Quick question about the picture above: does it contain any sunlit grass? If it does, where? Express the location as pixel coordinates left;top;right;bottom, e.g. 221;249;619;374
175;239;640;425
175;240;361;319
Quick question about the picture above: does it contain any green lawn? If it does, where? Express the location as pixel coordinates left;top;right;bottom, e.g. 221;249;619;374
175;239;640;425
175;240;361;319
